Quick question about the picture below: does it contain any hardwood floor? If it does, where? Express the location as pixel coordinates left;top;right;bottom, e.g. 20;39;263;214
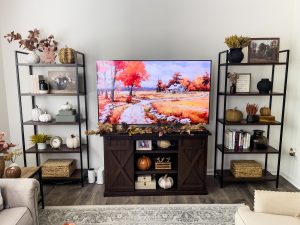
43;175;298;209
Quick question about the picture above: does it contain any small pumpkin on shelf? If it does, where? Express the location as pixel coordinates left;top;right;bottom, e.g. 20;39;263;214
39;112;52;122
137;155;151;171
66;134;80;148
158;174;174;189
260;106;271;116
61;102;73;111
59;46;75;64
225;107;243;122
32;105;43;121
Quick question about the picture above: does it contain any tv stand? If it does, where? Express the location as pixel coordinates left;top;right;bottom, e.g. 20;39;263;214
103;130;210;196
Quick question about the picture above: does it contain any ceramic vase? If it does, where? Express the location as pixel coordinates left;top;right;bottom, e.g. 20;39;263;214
0;156;5;178
26;51;40;64
37;143;47;150
257;79;272;93
250;130;268;149
228;48;244;63
88;169;95;183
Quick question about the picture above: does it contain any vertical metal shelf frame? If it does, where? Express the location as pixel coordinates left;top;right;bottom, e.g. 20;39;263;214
214;50;290;188
15;50;90;187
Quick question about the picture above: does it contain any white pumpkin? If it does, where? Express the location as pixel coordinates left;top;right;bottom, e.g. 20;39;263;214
61;102;73;110
32;105;43;121
157;140;171;149
39;112;51;122
158;174;174;189
66;134;80;148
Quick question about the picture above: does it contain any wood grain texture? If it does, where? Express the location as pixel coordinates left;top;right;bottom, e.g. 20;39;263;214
43;175;298;209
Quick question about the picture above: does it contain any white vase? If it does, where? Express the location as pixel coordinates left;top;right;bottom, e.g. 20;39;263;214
26;51;40;64
37;143;47;150
88;169;95;183
96;167;104;184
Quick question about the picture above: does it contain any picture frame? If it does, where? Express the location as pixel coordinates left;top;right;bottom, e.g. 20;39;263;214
236;73;251;93
48;71;77;93
248;38;280;63
136;140;152;151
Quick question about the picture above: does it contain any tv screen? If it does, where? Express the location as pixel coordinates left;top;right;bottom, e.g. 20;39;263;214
97;60;211;125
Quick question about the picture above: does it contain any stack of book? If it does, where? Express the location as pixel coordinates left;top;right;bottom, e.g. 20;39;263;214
224;129;251;150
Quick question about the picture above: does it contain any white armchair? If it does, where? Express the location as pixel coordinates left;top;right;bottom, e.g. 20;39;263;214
0;178;40;225
235;190;300;225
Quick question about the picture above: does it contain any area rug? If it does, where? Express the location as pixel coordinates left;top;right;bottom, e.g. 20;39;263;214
39;204;241;225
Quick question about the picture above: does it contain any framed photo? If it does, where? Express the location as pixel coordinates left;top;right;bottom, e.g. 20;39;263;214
48;71;77;93
136;140;152;151
236;73;251;93
248;38;280;63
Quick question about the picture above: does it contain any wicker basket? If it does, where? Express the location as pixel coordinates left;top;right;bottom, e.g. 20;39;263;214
231;160;262;178
59;47;75;64
42;159;76;177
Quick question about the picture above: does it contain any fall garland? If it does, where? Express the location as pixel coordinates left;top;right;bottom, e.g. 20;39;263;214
85;122;206;137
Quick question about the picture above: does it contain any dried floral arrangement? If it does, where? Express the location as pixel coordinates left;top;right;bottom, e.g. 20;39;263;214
225;35;251;49
85;122;206;137
227;72;239;84
4;29;58;52
0;132;22;162
246;103;258;115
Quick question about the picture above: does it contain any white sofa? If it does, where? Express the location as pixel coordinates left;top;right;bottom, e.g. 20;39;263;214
235;190;300;225
0;178;39;225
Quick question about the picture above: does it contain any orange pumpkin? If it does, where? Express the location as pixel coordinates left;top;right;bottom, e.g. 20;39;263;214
137;156;152;171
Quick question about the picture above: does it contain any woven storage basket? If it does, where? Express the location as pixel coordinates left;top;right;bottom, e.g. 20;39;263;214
231;160;262;178
59;47;75;64
42;159;75;177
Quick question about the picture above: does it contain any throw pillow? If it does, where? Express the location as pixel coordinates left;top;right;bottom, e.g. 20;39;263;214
0;188;3;211
254;190;300;217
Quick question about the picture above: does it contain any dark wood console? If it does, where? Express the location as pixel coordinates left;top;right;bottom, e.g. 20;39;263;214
103;131;210;196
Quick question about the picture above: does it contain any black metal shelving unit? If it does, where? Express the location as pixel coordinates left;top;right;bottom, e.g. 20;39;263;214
15;51;89;187
214;50;290;188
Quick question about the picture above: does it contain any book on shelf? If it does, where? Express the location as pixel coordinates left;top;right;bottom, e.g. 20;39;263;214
224;129;251;150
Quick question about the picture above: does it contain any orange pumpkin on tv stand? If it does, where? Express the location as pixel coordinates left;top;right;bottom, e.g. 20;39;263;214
137;156;152;171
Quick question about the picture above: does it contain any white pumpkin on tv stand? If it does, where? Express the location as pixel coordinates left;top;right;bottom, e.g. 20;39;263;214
66;134;80;148
158;174;174;189
39;112;51;122
31;105;43;121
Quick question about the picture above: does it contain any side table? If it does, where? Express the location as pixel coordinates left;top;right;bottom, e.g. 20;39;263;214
20;167;45;208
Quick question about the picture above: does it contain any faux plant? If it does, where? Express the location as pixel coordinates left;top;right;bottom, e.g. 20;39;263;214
3;150;22;163
225;35;251;49
85;122;205;137
4;29;58;52
227;72;239;84
246;103;258;115
0;132;16;155
30;134;51;144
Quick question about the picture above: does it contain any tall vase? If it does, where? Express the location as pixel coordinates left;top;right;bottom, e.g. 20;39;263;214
228;48;244;63
0;156;5;178
26;51;40;64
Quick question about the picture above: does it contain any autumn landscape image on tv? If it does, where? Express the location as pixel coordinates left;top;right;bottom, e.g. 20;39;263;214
97;60;211;125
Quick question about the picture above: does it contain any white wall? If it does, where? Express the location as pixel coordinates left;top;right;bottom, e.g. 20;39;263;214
0;30;10;137
0;0;298;187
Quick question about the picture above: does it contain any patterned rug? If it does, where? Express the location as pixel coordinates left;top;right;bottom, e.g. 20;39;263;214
39;204;241;225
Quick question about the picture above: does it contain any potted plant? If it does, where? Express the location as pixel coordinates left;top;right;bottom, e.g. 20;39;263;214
225;35;251;63
30;134;51;150
246;103;259;123
4;29;58;64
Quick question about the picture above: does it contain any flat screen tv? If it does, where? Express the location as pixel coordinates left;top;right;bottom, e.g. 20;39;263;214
97;60;211;125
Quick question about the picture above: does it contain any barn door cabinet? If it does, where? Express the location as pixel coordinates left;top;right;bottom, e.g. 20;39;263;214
103;131;210;197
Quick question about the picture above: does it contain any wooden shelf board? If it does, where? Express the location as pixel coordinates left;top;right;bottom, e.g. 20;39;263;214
104;189;207;196
220;62;287;66
218;92;284;96
135;170;177;175
21;92;85;96
23;119;86;125
216;170;277;182
135;150;177;154
42;169;87;181
26;144;86;154
18;63;84;67
217;119;281;126
217;144;279;154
